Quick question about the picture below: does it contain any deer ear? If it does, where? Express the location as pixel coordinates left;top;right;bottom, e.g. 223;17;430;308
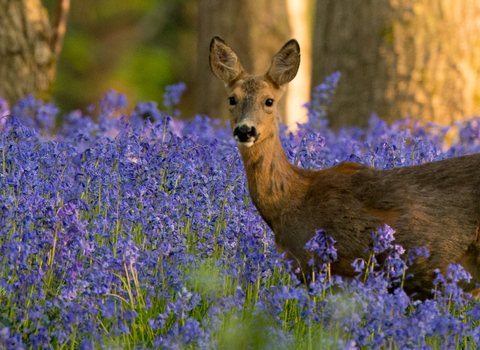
266;39;300;87
209;37;244;84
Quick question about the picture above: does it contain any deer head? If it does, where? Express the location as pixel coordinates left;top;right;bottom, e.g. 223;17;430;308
209;36;300;148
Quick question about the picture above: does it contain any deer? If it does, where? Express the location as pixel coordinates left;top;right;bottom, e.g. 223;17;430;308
208;36;480;299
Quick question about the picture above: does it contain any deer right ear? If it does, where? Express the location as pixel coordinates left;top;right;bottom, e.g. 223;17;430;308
209;37;244;84
266;39;300;87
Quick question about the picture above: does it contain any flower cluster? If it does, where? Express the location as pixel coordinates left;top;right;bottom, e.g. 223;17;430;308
0;75;480;349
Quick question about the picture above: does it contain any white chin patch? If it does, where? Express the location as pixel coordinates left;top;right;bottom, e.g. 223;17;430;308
236;141;254;148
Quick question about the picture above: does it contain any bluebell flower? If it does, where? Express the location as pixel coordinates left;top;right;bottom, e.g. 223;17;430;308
11;95;57;137
304;229;338;264
2;79;480;349
163;82;187;109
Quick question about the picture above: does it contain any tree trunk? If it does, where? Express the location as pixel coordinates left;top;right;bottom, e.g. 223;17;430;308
196;0;291;123
312;0;480;129
0;0;69;106
286;0;312;129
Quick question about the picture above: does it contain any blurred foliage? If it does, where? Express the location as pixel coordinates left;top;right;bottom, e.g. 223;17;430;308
42;0;197;117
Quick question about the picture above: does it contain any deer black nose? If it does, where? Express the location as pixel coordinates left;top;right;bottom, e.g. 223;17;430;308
234;125;257;142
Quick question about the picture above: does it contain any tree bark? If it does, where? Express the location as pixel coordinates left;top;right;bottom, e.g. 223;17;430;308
312;0;480;129
196;0;291;123
0;0;69;106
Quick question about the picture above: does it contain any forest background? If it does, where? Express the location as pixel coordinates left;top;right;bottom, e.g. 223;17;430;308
1;0;480;129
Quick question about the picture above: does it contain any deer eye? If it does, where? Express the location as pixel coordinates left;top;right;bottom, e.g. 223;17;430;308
265;98;274;107
228;97;237;106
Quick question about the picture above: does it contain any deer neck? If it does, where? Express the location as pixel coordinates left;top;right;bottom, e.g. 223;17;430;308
238;128;310;229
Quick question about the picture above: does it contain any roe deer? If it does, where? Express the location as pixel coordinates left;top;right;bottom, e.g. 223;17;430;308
209;36;480;299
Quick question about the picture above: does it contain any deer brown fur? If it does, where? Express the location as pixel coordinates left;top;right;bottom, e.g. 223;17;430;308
209;36;480;299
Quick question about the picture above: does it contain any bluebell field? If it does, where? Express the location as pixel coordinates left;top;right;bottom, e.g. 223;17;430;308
1;74;480;350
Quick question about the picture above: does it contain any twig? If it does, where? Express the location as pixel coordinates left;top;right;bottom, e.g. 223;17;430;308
51;0;70;57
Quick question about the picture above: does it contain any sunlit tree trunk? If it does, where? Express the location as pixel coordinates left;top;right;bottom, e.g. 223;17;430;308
0;0;69;106
196;0;291;123
312;0;480;128
285;0;312;130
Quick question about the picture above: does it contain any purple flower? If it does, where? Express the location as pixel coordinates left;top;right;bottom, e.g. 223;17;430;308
1;80;480;349
304;229;338;264
11;95;58;136
372;224;395;255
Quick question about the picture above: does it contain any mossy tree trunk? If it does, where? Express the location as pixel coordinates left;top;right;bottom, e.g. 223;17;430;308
196;0;291;123
0;0;69;106
312;0;480;128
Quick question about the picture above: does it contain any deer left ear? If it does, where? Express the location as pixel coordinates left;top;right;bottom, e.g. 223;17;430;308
209;36;245;84
266;39;300;87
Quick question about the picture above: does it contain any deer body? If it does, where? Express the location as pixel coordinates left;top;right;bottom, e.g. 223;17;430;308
209;36;480;298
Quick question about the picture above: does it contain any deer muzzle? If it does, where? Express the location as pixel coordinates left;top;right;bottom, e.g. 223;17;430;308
233;124;259;147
